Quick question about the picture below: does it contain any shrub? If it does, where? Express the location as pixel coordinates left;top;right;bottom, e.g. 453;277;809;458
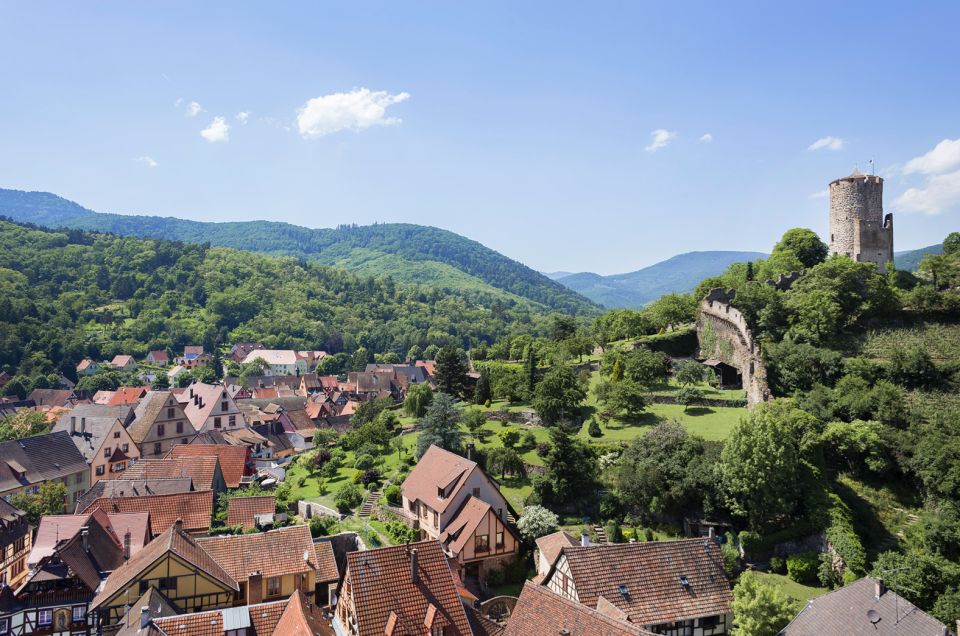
605;521;624;543
536;442;551;457
360;468;381;487
644;527;654;542
588;418;602;438
308;515;337;538
354;454;376;470
334;483;363;512
786;552;820;585
769;556;785;574
520;431;537;451
384;484;402;506
721;533;741;578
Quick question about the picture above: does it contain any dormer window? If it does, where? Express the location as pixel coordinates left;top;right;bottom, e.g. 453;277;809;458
437;487;445;500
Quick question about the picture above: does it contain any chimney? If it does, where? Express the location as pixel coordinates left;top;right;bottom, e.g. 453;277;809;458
140;606;151;629
466;442;474;461
875;579;885;599
174;518;183;533
81;527;89;552
411;549;419;583
248;571;263;605
708;527;716;540
123;529;131;559
189;388;194;399
70;417;76;434
581;532;589;547
81;417;86;433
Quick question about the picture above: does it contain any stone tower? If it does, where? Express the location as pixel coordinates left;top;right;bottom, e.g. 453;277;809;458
828;168;894;271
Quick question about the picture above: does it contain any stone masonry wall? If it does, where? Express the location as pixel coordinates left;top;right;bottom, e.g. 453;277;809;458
829;174;893;270
696;289;771;407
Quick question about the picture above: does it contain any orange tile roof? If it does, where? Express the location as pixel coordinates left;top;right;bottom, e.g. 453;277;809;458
108;386;149;406
168;444;248;488
440;495;518;555
121;456;221;491
343;540;472;636
196;525;321;582
549;539;733;626
225;496;276;530
271;590;336;636
92;521;237;611
148;593;333;636
31;511;150;568
401;445;477;515
504;582;656;636
82;490;214;536
313;539;340;584
535;530;578;570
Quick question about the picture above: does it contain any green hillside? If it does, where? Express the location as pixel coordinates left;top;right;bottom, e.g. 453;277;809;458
0;188;596;315
895;243;942;271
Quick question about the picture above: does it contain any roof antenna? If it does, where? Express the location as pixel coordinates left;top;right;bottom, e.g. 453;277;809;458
869;159;875;176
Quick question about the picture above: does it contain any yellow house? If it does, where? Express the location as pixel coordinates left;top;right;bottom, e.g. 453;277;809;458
0;499;30;589
90;521;237;628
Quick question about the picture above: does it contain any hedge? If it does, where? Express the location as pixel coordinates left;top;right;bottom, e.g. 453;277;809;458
825;492;867;576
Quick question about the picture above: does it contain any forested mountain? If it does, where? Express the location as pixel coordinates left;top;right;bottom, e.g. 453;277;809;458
0;189;596;315
895;243;942;271
556;251;767;307
0;219;553;388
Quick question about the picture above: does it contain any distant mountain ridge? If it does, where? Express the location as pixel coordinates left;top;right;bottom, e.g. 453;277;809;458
894;244;942;271
555;251;768;308
0;188;597;315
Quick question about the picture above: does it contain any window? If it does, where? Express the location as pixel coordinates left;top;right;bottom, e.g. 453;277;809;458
157;424;165;437
214;417;222;428
122;443;129;452
114;431;121;439
699;616;719;628
104;447;111;458
229;415;236;427
221;401;229;412
14;537;25;553
140;577;177;594
472;487;480;498
37;609;52;627
112;462;126;472
154;443;162;455
72;606;85;623
167;407;175;419
496;531;504;548
0;617;8;634
437;487;445;500
432;510;438;527
238;581;247;601
96;465;105;476
267;576;281;596
476;534;490;552
176;421;184;433
182;438;188;444
10;558;23;577
75;473;84;485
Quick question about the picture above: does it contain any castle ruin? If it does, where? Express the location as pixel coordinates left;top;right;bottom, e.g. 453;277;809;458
828;169;894;271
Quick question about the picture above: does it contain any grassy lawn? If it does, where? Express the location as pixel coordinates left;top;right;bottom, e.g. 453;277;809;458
752;572;828;605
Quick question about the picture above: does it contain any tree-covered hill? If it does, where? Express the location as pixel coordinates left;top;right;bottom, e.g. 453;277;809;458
0;188;596;315
0;219;554;387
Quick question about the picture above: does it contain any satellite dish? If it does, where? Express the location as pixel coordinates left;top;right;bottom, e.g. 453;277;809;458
867;609;881;626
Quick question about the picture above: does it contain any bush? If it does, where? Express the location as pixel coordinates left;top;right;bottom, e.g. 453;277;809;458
605;521;624;543
535;442;551;457
769;556;785;574
334;483;364;512
786;552;820;585
520;431;537;451
354;453;376;470
383;520;417;543
588;418;602;438
384;484;402;506
360;468;381;487
644;527;654;542
722;533;741;578
308;515;337;538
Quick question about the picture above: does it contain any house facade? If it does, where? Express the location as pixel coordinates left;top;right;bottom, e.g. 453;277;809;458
0;431;89;509
110;355;137;373
0;500;30;589
178;383;246;433
51;406;141;485
242;350;308;377
130;391;196;457
145;350;170;366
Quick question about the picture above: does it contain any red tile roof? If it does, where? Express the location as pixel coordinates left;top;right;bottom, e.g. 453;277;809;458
440;496;518;555
271;590;336;636
31;511;150;568
108;386;149;406
535;530;578;570
168;444;248;487
196;525;321;582
225;495;276;530
548;539;733;627
120;456;221;491
401;444;477;515
504;582;655;636
343;540;472;636
82;490;215;536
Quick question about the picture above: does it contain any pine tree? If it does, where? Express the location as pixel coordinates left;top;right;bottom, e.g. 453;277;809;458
474;368;492;404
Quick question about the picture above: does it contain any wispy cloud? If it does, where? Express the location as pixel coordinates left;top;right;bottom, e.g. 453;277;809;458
895;169;960;215
174;97;184;108
186;101;204;117
903;138;960;175
296;88;410;139
236;111;250;124
645;129;676;153
699;133;713;143
808;136;846;151
200;116;230;143
809;189;829;199
135;156;158;168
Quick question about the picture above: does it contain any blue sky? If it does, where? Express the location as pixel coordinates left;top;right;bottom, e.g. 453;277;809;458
1;1;958;275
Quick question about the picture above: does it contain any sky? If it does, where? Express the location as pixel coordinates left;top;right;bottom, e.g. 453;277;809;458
1;2;958;275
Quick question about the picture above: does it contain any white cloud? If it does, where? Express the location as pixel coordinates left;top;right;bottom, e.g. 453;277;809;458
645;129;676;153
296;88;410;138
174;97;183;108
186;101;204;117
236;111;250;124
808;136;846;151
135;156;158;168
809;189;829;199
895;169;960;215
200;116;230;143
699;133;713;143
903;138;960;175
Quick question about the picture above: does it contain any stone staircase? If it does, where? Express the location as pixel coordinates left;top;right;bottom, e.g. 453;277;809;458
359;490;381;517
593;525;608;544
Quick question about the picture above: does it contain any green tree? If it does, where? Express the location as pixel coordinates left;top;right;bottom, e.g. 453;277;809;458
587;418;602;438
474;367;492;404
351;397;393;427
403;383;434;418
416;393;464;458
11;481;67;525
944;231;960;255
541;427;596;505
406;344;423;362
676;386;704;412
731;571;797;636
499;429;521;449
434;345;469;397
532;366;586;425
516;505;560;542
674;360;705;387
486;446;525;479
594;379;648;419
350;347;371;372
333;482;364;513
646;293;695;331
0;411;50;441
463;408;487;440
773;228;829;269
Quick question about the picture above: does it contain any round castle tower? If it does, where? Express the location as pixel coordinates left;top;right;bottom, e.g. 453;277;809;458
828;168;894;271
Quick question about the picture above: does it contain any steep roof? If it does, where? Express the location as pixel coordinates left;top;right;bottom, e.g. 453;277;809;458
343;540;472;636
440;496;518;555
51;404;132;462
0;431;88;492
148;593;333;636
129;391;189;443
31;510;150;568
196;525;320;582
548;540;732;626
114;587;180;636
180;382;235;430
27;388;73;407
535;530;579;569
401;444;478;515
313;540;340;584
82;490;214;536
121;457;221;492
504;582;656;636
75;477;194;513
167;444;247;488
271;590;336;636
92;522;237;611
108;386;149;406
225;495;276;531
780;576;951;635
112;355;136;367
